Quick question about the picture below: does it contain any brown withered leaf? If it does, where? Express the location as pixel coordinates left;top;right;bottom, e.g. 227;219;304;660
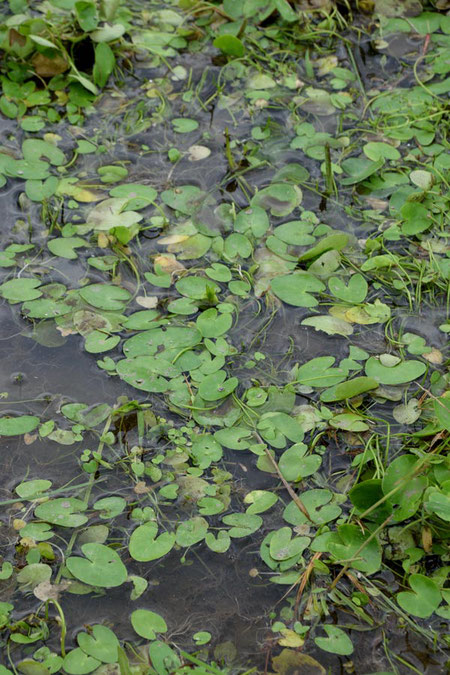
32;52;69;77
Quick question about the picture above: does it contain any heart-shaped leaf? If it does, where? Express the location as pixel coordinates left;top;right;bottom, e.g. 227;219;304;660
77;625;119;664
129;522;175;562
66;543;127;588
271;272;325;307
131;609;167;640
314;625;353;655
328;274;368;303
397;574;441;618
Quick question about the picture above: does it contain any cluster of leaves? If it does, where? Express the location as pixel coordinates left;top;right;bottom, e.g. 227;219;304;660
0;0;449;672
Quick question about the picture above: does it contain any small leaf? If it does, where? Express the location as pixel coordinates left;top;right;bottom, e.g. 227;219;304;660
314;625;353;655
131;609;167;639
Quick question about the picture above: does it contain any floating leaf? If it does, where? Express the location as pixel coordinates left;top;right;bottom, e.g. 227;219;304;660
131;609;167;640
129;522;175;562
302;315;353;336
0;415;40;436
66;543;127;588
77;625;119;664
396;574;441;619
271;272;325;307
314;625;353;656
365;357;427;385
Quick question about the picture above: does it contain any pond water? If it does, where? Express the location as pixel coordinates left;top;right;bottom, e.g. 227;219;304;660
0;2;449;675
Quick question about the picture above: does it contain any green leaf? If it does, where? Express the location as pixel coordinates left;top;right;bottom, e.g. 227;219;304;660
222;513;262;538
271;272;325;307
77;625;119;664
0;278;42;303
129;522;175;561
213;34;245;58
66;543;127;587
175;516;208;546
15;479;52;499
79;284;131;310
131;609;167;640
328;274;368;303
75;1;98;31
365;357;427;385
0;415;40;436
314;625;353;655
269;527;309;561
198;370;238;401
48;237;86;260
34;498;88;528
172;118;199;133
397;574;441;618
93;42;115;87
382;454;427;522
63;648;100;675
320;376;379;402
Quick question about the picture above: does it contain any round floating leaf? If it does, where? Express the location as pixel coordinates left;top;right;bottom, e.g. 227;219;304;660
198;370;238;401
214;427;253;450
175;276;220;300
34;498;88;528
175;516;208;546
273;220;315;246
131;609;167;640
66;543;127;588
269;527;309;561
48;237;86;260
15;479;52;499
251;183;302;217
149;642;181;674
116;356;174;393
271;272;325;307
84;331;120;354
63;649;101;675
196;309;232;338
79;284;131;311
244;490;278;515
396;574;441;619
22;138;65;166
129;522;175;562
205;531;231;553
123;326;201;359
0;415;40;436
235;206;269;237
222;513;263;538
191;434;223;468
77;625;119;664
93;496;126;519
161;185;207;216
328;274;368;303
279;444;321;481
17;563;52;590
0;278;42;304
365;357;426;385
171;117;199;134
314;625;353;656
284;489;341;526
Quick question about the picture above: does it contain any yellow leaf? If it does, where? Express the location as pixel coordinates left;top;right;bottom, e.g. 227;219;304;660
278;629;304;648
423;348;443;364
